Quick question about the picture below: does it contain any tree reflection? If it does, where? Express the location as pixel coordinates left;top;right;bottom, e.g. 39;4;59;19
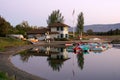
47;59;64;72
19;50;31;62
76;52;84;70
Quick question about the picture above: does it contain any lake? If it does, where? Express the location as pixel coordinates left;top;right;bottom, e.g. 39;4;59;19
11;45;120;80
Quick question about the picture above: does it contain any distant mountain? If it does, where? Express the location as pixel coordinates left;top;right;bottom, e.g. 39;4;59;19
69;23;120;32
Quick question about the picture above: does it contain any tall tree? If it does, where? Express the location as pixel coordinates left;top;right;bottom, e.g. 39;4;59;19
76;12;84;39
47;10;64;26
0;16;12;36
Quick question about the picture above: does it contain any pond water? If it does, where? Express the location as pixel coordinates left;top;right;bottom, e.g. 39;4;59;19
11;45;120;80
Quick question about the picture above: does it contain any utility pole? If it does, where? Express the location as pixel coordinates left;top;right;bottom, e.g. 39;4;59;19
72;9;75;37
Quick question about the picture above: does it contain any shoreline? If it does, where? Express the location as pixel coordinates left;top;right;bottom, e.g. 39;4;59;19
0;44;46;80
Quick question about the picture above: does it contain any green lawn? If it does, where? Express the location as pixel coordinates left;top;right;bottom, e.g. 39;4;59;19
0;37;28;51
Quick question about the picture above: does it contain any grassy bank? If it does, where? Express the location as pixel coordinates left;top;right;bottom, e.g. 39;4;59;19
0;37;28;51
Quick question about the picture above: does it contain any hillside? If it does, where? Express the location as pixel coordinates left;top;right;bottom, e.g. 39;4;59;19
69;23;120;32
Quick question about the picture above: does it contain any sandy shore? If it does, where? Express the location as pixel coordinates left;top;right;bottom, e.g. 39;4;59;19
0;44;46;80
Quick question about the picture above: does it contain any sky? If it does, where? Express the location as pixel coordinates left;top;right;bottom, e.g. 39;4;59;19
0;0;120;27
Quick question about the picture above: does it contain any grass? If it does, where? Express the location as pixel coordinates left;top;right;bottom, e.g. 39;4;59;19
0;71;15;80
0;37;28;51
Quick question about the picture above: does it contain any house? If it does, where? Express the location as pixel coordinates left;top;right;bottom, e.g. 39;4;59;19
48;22;70;39
27;22;70;41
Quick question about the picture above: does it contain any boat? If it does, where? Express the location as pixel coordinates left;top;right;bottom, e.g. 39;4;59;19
66;46;74;52
91;46;106;51
65;43;73;46
79;44;90;52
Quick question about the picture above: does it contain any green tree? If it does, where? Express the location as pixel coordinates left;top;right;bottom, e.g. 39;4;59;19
47;10;64;26
76;12;84;39
0;16;12;36
15;21;33;35
87;29;94;35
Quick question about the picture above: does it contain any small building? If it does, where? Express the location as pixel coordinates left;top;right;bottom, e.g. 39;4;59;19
27;28;59;41
27;28;48;40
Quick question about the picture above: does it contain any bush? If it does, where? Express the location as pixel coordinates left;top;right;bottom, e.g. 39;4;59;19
111;39;120;44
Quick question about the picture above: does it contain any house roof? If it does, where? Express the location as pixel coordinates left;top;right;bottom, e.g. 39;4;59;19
27;28;49;34
48;22;70;28
27;28;59;34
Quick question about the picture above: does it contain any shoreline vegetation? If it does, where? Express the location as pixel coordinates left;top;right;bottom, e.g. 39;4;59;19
0;36;120;80
0;37;29;51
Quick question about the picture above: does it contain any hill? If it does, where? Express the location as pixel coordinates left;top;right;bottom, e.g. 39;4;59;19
69;23;120;32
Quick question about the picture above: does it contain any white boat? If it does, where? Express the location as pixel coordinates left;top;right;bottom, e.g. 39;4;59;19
91;46;106;51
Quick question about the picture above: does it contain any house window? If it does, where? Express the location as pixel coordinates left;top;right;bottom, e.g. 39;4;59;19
61;27;63;31
57;27;59;31
65;34;68;38
60;34;63;38
57;35;59;38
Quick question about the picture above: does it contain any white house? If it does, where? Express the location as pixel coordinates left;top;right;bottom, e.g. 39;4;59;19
48;22;70;39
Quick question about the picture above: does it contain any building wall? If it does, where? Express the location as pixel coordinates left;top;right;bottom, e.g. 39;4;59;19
51;26;69;39
51;27;56;32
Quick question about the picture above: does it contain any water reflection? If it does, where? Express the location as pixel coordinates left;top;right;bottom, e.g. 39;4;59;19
47;47;70;71
14;45;109;72
12;46;120;80
18;50;31;62
16;45;87;71
16;46;71;71
76;53;84;70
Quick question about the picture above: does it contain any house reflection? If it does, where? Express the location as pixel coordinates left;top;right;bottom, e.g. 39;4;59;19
17;46;70;71
47;47;70;71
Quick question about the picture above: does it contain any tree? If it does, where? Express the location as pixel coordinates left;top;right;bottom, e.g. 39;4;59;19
87;29;94;35
15;21;33;35
76;12;84;39
0;16;12;36
47;10;64;26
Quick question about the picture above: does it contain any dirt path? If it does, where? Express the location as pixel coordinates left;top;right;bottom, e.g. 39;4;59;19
0;45;46;80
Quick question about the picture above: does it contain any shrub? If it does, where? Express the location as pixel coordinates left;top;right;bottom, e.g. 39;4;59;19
111;39;120;44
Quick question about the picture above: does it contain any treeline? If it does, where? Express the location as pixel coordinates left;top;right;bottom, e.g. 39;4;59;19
94;29;120;35
0;16;36;37
86;29;120;36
